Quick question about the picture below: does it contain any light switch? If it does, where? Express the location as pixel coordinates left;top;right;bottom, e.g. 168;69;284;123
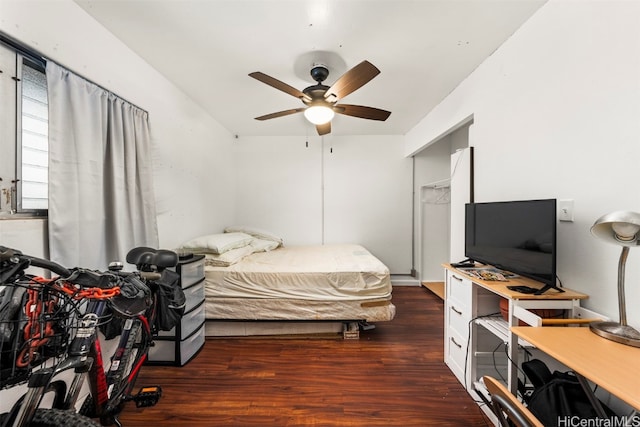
558;199;574;222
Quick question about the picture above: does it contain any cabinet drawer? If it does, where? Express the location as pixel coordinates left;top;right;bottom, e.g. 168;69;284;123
178;258;205;288
447;300;471;339
446;328;468;385
157;300;205;338
447;271;472;310
183;280;205;312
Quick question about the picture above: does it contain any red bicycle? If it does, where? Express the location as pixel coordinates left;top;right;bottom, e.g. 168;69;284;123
0;246;184;427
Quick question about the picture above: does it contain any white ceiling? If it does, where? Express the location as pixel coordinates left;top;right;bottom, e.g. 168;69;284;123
74;0;546;137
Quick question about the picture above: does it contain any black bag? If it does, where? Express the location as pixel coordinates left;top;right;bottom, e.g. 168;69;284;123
524;360;616;426
101;273;150;340
153;269;186;331
99;306;124;340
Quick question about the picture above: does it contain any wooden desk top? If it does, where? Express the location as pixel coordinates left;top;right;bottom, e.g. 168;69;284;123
512;326;640;410
443;264;588;300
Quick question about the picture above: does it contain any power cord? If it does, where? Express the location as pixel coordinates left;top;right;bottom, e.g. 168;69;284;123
462;311;538;403
462;312;501;400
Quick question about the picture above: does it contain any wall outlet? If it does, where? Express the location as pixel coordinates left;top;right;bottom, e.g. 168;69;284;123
558;199;574;222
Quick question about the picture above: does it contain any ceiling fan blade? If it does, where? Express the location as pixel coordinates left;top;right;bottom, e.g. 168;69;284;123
255;108;305;121
324;60;380;102
316;122;331;136
334;104;391;121
249;72;311;102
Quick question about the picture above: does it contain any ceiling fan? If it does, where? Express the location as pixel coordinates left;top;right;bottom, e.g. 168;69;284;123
249;60;391;136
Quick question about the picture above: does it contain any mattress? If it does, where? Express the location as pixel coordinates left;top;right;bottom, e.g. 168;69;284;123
204;244;395;322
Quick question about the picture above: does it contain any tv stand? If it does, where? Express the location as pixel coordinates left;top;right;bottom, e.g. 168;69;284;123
442;263;589;413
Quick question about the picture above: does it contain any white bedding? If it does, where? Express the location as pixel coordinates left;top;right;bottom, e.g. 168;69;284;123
203;244;395;323
204;244;392;301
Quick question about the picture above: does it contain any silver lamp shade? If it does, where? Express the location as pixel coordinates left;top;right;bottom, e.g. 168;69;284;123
590;210;640;347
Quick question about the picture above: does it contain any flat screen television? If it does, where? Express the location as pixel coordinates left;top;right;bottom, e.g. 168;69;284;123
464;199;560;293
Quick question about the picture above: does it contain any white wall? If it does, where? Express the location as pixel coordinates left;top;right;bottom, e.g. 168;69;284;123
0;0;236;255
233;136;323;244
323;135;412;273
405;0;640;328
235;134;412;273
0;219;48;258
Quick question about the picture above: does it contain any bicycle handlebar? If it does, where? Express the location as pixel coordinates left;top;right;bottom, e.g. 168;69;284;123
23;255;72;278
0;245;20;262
0;246;72;278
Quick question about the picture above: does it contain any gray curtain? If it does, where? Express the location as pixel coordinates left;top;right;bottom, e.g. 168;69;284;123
46;62;158;270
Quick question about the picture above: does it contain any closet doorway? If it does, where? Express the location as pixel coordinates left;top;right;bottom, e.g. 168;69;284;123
413;120;473;296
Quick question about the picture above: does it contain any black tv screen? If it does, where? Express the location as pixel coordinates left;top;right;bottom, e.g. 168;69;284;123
465;199;557;287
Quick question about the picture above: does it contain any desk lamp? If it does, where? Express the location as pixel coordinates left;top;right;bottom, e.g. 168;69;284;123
590;210;640;347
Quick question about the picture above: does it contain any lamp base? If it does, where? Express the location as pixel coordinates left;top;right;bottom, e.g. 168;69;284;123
590;321;640;348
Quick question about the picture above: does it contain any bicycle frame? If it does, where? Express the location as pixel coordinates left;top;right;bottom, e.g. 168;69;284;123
79;306;154;426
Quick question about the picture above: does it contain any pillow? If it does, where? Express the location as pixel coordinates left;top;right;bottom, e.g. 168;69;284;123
179;232;253;254
204;245;254;267
224;225;283;246
250;238;280;252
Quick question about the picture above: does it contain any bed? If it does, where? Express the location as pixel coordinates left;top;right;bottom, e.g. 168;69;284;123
179;229;395;338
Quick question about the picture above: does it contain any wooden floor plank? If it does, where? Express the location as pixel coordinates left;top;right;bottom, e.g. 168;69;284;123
118;286;490;426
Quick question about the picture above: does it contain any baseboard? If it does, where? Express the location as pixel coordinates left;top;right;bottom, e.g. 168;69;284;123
391;275;421;286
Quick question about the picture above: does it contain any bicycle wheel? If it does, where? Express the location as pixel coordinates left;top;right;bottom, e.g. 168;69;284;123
30;408;101;426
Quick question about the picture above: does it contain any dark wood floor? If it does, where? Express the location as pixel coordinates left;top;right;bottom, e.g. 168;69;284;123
119;286;490;426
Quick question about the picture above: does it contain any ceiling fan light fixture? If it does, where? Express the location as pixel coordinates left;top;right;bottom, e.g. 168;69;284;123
249;60;389;135
304;105;334;125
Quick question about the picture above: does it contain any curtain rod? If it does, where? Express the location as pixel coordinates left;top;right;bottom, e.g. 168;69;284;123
0;31;148;114
0;32;44;67
423;178;451;189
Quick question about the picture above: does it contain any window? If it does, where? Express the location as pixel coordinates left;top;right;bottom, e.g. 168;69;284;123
0;41;48;215
20;60;48;210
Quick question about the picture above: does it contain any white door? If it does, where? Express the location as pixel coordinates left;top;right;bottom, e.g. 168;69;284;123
450;147;473;263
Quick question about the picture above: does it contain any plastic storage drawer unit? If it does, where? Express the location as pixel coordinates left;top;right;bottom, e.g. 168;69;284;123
148;254;206;366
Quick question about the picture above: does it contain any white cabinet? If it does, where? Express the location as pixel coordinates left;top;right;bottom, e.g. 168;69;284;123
442;265;588;399
444;269;472;386
148;255;206;366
